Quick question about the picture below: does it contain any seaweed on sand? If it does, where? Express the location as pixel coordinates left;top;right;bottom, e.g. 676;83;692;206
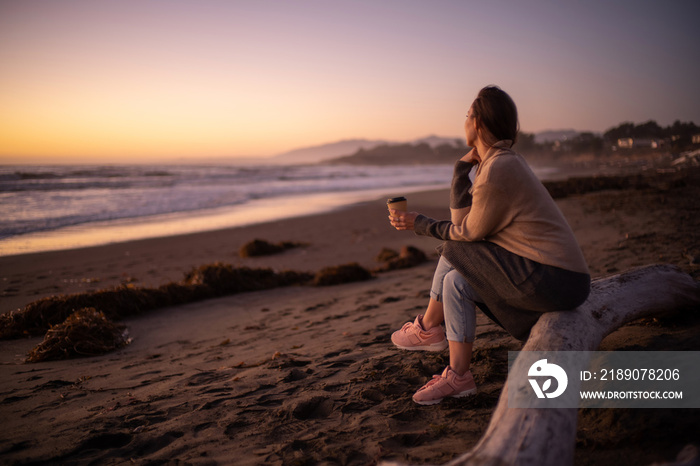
373;245;428;272
26;308;131;363
0;286;170;339
375;247;399;262
312;263;374;286
239;239;307;258
184;263;313;294
0;265;313;340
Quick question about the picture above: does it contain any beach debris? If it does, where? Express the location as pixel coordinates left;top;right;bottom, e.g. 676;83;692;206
239;239;307;257
0;286;170;339
26;308;131;363
312;263;373;286
184;263;313;295
672;149;700;167
1;265;313;341
373;245;428;272
375;247;399;262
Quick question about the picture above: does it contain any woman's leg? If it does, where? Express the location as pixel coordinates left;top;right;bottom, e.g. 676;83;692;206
421;256;454;329
449;341;473;375
442;269;480;375
422;298;444;330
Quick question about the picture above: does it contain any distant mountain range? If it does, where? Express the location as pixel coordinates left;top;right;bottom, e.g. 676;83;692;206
270;135;466;164
270;139;389;164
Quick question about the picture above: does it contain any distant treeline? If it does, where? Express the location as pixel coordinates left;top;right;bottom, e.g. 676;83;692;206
329;120;699;165
518;120;699;156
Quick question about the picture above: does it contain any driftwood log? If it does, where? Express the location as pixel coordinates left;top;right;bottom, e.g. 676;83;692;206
383;264;700;466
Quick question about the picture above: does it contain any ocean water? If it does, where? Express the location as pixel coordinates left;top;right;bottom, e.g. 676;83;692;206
0;162;560;256
0;163;458;256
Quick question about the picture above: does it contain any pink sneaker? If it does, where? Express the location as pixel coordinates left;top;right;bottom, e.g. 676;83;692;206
391;315;447;352
412;366;477;405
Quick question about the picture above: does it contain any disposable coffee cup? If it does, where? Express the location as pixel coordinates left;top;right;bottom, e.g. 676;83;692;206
387;196;407;218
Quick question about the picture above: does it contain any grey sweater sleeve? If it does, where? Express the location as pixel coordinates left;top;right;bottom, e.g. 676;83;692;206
414;214;452;240
450;161;475;209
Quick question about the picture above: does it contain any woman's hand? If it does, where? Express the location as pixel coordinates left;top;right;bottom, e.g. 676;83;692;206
460;147;480;164
389;210;419;231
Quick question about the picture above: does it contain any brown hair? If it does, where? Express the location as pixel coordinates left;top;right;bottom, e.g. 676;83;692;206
471;86;519;145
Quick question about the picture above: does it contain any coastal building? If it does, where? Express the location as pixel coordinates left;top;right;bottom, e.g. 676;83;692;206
616;137;661;149
617;138;634;148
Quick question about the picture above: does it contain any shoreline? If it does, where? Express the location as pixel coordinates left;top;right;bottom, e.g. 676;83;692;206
0;183;449;258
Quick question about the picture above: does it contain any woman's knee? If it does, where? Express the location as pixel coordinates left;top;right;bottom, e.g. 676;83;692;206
443;269;472;295
431;257;456;301
443;269;461;287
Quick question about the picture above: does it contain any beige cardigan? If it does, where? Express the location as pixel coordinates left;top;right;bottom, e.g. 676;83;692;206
415;143;589;275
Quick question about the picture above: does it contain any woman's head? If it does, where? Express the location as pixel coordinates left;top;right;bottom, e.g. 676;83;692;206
468;86;519;146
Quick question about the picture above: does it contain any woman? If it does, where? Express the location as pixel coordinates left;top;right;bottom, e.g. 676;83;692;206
389;86;590;405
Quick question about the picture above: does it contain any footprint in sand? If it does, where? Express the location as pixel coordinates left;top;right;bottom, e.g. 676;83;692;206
291;395;334;420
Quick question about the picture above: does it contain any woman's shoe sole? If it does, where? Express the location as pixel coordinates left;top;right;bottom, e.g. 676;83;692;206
393;341;448;352
413;387;477;405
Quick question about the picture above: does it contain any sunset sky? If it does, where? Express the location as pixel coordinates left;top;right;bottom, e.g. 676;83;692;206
1;0;698;163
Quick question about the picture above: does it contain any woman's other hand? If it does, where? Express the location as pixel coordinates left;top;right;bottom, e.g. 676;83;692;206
389;210;418;231
460;148;480;164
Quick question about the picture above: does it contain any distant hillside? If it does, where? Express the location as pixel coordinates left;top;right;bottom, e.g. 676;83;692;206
327;140;468;165
269;135;470;164
271;139;389;164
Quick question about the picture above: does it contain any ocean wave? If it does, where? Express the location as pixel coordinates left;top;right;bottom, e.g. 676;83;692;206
0;163;455;239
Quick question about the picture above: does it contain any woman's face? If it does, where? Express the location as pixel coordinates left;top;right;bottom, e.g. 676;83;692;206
464;106;478;147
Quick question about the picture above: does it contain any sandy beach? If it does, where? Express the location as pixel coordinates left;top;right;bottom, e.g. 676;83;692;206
1;166;699;465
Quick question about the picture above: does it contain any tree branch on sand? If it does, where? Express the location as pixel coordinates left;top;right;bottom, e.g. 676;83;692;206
382;264;700;466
